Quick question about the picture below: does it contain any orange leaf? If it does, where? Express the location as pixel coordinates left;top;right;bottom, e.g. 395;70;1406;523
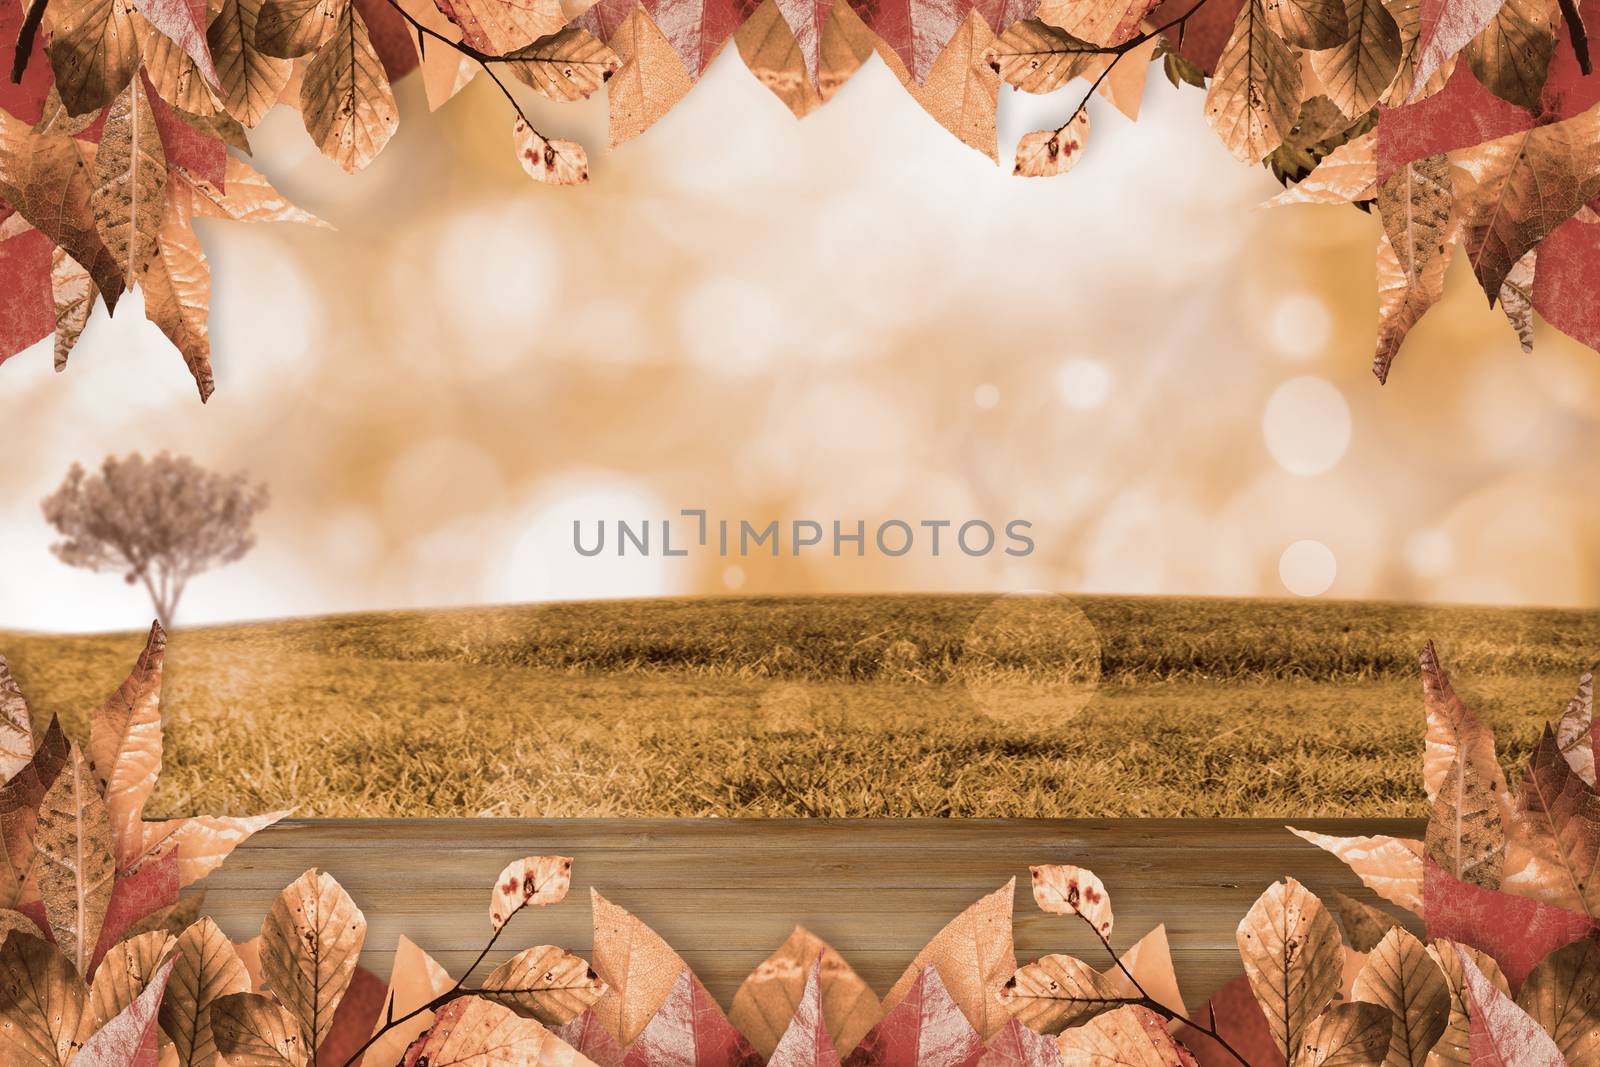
882;879;1014;1041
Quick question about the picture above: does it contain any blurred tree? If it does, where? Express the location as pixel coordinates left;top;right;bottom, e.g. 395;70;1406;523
41;453;269;628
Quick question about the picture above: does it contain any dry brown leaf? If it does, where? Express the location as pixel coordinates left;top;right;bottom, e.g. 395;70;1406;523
139;197;214;402
398;994;592;1066
1381;0;1456;105
729;926;881;1059
174;157;329;227
1264;131;1377;206
1090;36;1156;119
987;18;1097;92
364;935;455;1067
1503;727;1600;914
607;5;693;148
208;0;295;125
505;26;620;102
1030;864;1114;936
1514;935;1599;1066
0;718;69;911
589;889;691;1047
0;656;31;781
480;944;606;1025
50;246;96;371
1036;0;1160;46
44;0;144;116
89;929;175;1032
1288;829;1425;915
139;17;223;117
211;990;311;1066
433;0;573;54
160;917;251;1067
1309;0;1401;119
1372;227;1452;383
0;932;89;1067
1236;877;1344;1063
1053;1004;1195;1064
818;0;898;102
1377;153;1452;284
0;113;124;312
1451;104;1600;304
88;621;164;871
392;0;479;109
1420;643;1515;826
255;0;342;59
1426;938;1509;1067
488;855;572;931
1425;754;1506;890
92;75;167;292
1497;248;1536;352
33;84;102;137
998;952;1128;1034
1265;0;1350;49
1350;927;1448;1067
1206;0;1302;163
1101;925;1188;1020
1014;112;1090;177
733;0;824;118
133;814;287;890
882;879;1014;1041
35;744;116;976
912;9;999;160
300;3;398;172
512;118;589;185
1463;0;1557;110
259;868;367;1054
1556;672;1596;786
1331;891;1400;953
1296;1000;1392;1066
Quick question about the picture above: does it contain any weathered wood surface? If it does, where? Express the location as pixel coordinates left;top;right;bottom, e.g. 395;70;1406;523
205;818;1423;1005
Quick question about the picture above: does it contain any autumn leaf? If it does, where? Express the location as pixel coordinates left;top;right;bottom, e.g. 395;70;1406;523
44;0;143;116
259;867;367;1055
1264;0;1350;49
1294;1000;1390;1066
1014;112;1090;177
1420;643;1515;830
1407;0;1505;97
1036;0;1160;46
1236;877;1344;1063
1425;753;1507;890
1331;890;1400;953
91;75;167;292
358;935;454;1066
986;19;1097;94
912;10;1000;160
1206;0;1302;162
817;0;890;102
86;621;164;871
1422;858;1596;993
300;3;399;172
1309;0;1401;118
766;961;839;1067
1502;726;1600;916
978;1017;1065;1066
505;26;620;101
207;0;296;125
401;995;595;1065
211;990;312;1066
0;932;88;1067
1513;935;1599;1065
733;0;823;119
317;964;387;1067
138;11;225;118
1382;0;1456;105
1266;131;1377;205
136;0;222;91
589;888;693;1047
0;655;31;781
1427;938;1509;1067
556;1009;627;1066
512;118;589;185
729;926;881;1059
50;246;95;371
1349;927;1448;1067
1456;947;1567;1066
76;954;175;1067
35;744;116;976
89;929;175;1029
1175;973;1282;1067
847;964;984;1066
1462;0;1557;110
1288;829;1425;915
432;0;575;55
160;917;251;1067
998;952;1129;1034
172;157;324;227
605;6;692;148
255;0;343;59
1555;672;1596;786
480;944;606;1025
1052;1004;1198;1065
882;879;1014;1041
620;967;760;1066
0;717;69;910
1451;102;1600;303
135;195;213;401
1376;152;1452;284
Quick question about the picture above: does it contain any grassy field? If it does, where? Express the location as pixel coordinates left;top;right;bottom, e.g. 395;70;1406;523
1;594;1594;819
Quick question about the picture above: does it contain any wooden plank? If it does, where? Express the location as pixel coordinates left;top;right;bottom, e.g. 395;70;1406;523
202;818;1423;1004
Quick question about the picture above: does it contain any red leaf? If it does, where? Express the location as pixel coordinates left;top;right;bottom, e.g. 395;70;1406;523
1530;216;1600;351
317;965;388;1067
143;79;227;189
89;845;179;976
843;965;984;1067
1411;0;1505;92
0;225;54;366
75;955;177;1066
1457;946;1568;1066
1376;65;1532;183
0;0;52;124
556;1009;627;1067
976;1018;1063;1067
768;961;843;1067
354;0;421;81
579;0;746;75
1174;974;1285;1067
134;0;221;88
1146;0;1242;75
1424;858;1597;993
621;969;763;1067
1540;0;1600;119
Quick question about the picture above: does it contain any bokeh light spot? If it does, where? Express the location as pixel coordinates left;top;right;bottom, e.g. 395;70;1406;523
1057;359;1111;410
1279;540;1337;596
1262;376;1351;475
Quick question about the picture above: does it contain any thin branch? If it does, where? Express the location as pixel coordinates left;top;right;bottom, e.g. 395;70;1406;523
381;0;539;128
1559;0;1592;75
10;0;47;85
1072;911;1257;1067
1050;0;1218;134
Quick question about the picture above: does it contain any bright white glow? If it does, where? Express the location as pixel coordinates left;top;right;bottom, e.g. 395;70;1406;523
1270;294;1332;360
1262;376;1351;475
1279;540;1337;596
974;383;1000;409
500;476;682;602
722;564;746;590
677;275;788;373
429;205;560;374
1057;359;1111;410
1404;529;1456;579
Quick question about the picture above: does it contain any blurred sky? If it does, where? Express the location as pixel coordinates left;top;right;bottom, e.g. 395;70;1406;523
4;49;1600;632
